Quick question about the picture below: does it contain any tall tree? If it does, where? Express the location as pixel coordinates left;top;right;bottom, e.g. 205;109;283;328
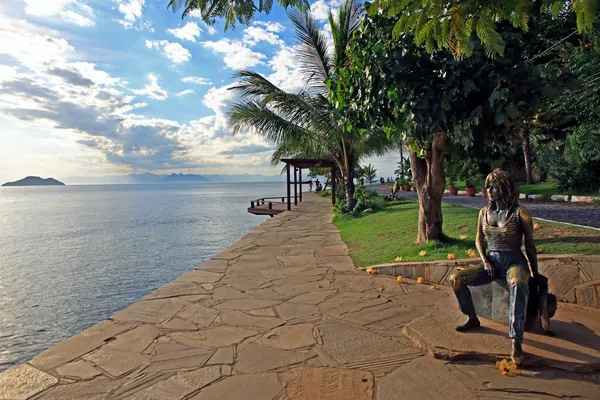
361;163;378;183
369;0;598;58
336;11;539;243
227;0;391;210
168;0;309;29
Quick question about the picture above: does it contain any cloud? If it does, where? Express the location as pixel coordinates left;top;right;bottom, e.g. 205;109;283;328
133;102;147;108
46;66;95;87
201;39;266;69
176;89;195;96
23;0;95;27
116;0;145;27
253;21;285;33
267;45;305;93
145;40;191;64
243;24;284;47
167;21;202;42
219;144;272;155
310;0;331;21
0;65;18;83
182;76;211;85
132;73;168;100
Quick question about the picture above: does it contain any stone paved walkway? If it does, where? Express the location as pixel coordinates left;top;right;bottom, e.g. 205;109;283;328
1;194;600;399
372;185;600;228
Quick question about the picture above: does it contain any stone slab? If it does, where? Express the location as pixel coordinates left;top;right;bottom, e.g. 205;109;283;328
55;360;102;380
143;281;208;300
191;373;283;400
176;303;219;327
30;320;135;371
36;376;122;400
144;347;213;373
170;326;259;348
178;270;224;284
402;300;600;372
125;366;222;400
0;364;58;400
570;195;594;203
105;324;161;354
212;287;253;300
545;263;580;301
256;324;316;350
215;299;280;311
288;290;337;305
376;357;478;400
283;367;373;400
160;317;199;331
83;347;149;378
235;343;312;374
206;347;234;365
111;298;188;324
471;280;510;324
221;310;285;330
275;302;319;320
456;362;600;399
317;321;420;366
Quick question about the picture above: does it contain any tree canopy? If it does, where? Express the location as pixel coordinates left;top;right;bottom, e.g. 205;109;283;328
369;0;599;58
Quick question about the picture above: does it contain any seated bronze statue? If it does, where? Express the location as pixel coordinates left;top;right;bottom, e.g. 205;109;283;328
450;170;556;365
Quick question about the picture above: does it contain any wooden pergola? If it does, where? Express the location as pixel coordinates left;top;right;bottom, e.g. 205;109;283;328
281;158;337;210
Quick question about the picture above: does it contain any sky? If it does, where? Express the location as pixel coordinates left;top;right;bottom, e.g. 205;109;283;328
0;0;399;183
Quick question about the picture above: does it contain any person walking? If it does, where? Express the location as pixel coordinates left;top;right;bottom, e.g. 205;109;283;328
308;180;313;192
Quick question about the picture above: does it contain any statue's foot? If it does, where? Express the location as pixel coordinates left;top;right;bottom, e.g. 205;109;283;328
455;316;481;332
511;339;524;365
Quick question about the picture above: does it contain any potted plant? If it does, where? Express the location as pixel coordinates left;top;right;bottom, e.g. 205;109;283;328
406;179;414;192
448;176;459;196
465;178;476;197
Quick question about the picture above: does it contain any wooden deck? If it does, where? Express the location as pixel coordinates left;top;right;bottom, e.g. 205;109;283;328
247;198;289;217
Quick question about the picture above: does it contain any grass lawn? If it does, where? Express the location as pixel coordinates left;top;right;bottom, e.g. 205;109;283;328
335;198;600;268
451;179;598;197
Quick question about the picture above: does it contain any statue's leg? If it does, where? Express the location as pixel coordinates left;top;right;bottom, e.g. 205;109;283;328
449;265;492;332
507;265;530;364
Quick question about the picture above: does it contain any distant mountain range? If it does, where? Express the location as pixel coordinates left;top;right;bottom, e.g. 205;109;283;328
60;173;286;185
2;176;65;187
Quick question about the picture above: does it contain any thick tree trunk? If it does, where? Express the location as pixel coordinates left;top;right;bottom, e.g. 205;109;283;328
408;132;447;244
522;126;533;184
399;141;404;178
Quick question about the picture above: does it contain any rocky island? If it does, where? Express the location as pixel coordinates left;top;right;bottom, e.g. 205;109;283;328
2;176;65;187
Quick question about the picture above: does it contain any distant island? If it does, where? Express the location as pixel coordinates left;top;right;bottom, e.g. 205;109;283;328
2;176;65;187
61;173;286;185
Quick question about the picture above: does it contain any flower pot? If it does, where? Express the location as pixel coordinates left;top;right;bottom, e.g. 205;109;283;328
448;186;458;196
465;187;476;197
411;186;416;192
481;187;487;198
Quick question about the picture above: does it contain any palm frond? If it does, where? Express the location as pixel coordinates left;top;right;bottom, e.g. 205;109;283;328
329;0;363;68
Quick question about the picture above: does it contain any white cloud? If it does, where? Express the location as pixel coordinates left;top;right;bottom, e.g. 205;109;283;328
311;0;337;22
116;0;145;28
176;89;195;96
133;102;147;108
242;25;284;47
23;0;95;26
206;26;217;35
167;21;202;42
0;65;18;82
253;21;285;33
201;39;266;69
132;73;168;100
145;40;191;64
182;76;211;85
268;46;304;93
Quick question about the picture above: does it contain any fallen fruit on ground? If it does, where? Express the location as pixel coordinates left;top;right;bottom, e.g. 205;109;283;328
466;249;477;258
377;286;385;292
396;276;404;283
447;253;455;260
460;235;467;240
419;250;427;257
496;359;518;377
416;277;424;284
366;267;375;274
394;256;403;262
430;285;438;290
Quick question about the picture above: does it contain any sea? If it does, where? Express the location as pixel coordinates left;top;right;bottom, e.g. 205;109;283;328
0;182;285;372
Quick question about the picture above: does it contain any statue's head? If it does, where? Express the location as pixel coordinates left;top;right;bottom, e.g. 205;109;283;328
484;169;518;211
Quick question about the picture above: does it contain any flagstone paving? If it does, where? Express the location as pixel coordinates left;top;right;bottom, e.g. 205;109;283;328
1;194;600;400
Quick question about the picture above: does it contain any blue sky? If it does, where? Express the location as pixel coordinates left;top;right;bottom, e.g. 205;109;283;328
0;0;398;183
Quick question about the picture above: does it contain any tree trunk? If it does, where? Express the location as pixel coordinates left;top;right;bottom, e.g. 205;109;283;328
409;132;447;244
345;164;356;210
522;126;533;184
399;141;404;178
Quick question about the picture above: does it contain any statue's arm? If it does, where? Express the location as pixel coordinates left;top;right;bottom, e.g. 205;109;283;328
520;207;538;276
476;208;487;263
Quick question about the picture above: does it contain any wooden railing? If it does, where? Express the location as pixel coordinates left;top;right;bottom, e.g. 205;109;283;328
249;196;286;210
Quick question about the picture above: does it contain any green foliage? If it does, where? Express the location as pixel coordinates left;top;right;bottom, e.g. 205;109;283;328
551;124;600;191
368;0;599;59
168;0;308;30
334;187;379;217
335;199;600;267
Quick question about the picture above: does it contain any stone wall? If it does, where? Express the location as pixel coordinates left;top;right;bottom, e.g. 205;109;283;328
369;255;600;308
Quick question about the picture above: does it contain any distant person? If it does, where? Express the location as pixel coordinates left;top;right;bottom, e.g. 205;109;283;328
380;177;385;184
308;180;313;192
315;179;322;192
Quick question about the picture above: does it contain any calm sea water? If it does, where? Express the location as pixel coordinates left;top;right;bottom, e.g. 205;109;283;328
0;182;285;371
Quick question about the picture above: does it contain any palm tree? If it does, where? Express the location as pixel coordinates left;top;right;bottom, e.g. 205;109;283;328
361;164;377;184
167;0;308;30
355;165;366;185
227;0;391;209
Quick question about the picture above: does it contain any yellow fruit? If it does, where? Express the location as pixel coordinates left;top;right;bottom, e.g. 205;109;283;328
419;250;427;257
396;276;404;283
394;256;403;262
533;223;541;230
466;249;477;258
377;286;385;292
496;359;518;377
447;253;455;261
416;277;424;284
366;267;375;275
460;235;467;240
317;284;323;288
430;285;438;290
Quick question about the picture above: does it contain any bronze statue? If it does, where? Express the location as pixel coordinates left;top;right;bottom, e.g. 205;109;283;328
450;170;541;364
